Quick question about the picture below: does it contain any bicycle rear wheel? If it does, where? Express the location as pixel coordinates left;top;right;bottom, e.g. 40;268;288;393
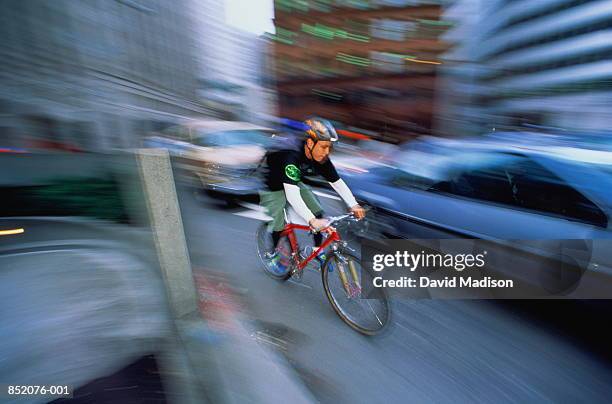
322;252;390;335
256;222;292;281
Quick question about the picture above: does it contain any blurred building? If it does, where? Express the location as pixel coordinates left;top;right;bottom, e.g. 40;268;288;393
270;0;452;142
438;0;612;136
196;13;278;125
434;0;482;136
0;0;214;151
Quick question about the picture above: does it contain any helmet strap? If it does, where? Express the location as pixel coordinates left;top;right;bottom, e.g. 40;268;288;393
306;138;317;160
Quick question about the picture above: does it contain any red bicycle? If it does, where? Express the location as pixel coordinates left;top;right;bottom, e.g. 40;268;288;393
256;212;390;335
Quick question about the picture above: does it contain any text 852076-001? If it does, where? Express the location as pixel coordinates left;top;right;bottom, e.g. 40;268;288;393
2;385;73;398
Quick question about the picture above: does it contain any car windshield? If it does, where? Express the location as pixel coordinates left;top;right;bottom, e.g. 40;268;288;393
359;140;396;155
194;130;273;147
395;150;455;181
395;148;508;179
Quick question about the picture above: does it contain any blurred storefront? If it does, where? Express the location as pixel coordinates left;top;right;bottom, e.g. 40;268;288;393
269;0;452;142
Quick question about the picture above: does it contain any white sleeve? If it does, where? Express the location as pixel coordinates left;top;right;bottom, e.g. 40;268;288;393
283;183;316;223
330;178;358;208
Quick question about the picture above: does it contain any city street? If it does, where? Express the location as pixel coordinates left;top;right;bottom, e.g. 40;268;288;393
177;183;612;403
3;1;612;403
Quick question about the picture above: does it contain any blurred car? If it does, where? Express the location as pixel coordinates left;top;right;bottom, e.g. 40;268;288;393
333;139;398;174
0;216;172;394
346;141;612;295
485;130;612;151
0;147;28;153
301;139;397;189
145;120;280;202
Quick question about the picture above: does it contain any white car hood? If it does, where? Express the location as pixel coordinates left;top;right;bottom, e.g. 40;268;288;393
196;145;266;166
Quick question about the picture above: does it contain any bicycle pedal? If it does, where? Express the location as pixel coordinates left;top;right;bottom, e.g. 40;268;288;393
290;268;303;282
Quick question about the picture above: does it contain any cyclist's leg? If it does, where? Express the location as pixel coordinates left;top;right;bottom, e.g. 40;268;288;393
259;190;292;274
312;212;324;247
298;183;324;247
259;190;288;249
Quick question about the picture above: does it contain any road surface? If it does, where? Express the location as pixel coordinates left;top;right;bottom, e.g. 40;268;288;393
177;184;612;403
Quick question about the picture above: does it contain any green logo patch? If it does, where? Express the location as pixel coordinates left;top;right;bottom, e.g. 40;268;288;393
284;164;301;181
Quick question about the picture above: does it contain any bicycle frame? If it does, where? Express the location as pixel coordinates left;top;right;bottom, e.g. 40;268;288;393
260;212;388;334
280;223;341;271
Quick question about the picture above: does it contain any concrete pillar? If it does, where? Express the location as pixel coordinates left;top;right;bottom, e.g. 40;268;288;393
136;149;199;318
136;148;206;404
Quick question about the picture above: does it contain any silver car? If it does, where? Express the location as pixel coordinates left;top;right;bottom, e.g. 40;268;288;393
145;120;278;199
347;141;612;297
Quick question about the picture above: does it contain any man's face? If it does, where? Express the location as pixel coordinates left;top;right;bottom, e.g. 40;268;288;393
307;139;333;162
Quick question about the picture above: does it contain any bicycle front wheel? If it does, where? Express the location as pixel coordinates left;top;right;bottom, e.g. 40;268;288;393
322;252;390;335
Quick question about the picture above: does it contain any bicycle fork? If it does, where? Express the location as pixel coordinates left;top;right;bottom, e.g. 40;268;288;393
333;252;361;298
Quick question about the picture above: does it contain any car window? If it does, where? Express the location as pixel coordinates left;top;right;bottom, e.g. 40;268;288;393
508;158;608;228
450;163;515;205
428;152;607;228
393;150;513;193
193;130;273;147
392;169;440;191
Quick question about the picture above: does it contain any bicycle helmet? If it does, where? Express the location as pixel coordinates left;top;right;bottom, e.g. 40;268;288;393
304;117;339;143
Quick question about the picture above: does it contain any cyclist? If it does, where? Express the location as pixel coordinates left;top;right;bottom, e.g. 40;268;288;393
260;117;366;275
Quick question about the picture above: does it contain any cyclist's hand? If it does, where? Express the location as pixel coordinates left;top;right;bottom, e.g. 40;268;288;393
309;218;334;234
350;204;366;220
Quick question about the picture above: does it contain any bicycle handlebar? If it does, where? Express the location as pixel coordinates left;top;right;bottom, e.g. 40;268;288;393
311;211;367;233
310;205;371;233
327;213;355;226
327;205;371;225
